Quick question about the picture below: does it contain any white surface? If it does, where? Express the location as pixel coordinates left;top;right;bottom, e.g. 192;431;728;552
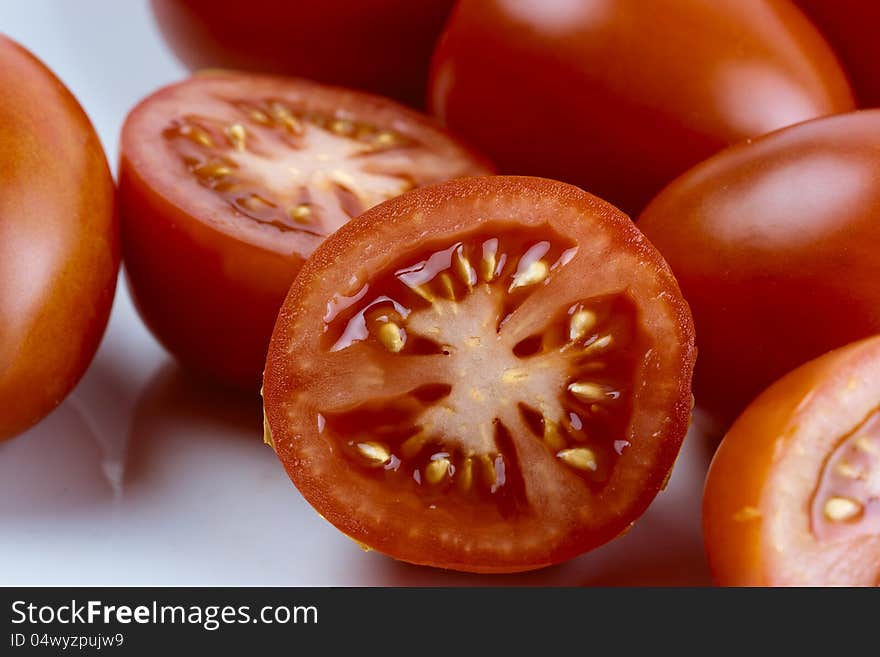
0;0;713;586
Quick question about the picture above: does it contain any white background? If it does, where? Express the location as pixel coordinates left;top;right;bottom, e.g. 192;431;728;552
0;0;712;585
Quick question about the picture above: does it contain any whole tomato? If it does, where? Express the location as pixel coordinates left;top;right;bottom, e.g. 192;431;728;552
429;0;855;215
795;0;880;106
263;176;696;572
150;0;456;107
0;36;119;441
639;110;880;422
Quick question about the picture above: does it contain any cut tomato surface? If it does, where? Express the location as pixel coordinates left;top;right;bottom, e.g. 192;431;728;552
263;176;695;572
119;72;491;388
704;336;880;586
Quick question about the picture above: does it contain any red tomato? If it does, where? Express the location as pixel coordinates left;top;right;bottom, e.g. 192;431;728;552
429;0;855;215
119;72;491;389
150;0;455;107
639;110;880;422
263;176;696;572
795;0;880;107
704;336;880;586
0;36;119;441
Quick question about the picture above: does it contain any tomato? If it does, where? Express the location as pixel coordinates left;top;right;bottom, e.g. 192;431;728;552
639;110;880;422
703;336;880;586
119;72;491;389
262;176;695;572
795;0;880;107
428;0;855;216
149;0;455;107
0;36;118;441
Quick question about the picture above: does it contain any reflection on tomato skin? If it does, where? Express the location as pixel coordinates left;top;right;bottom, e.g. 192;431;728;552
429;0;855;215
639;110;880;422
0;36;119;441
795;0;880;107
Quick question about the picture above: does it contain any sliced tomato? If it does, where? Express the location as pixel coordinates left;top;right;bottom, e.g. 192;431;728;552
704;336;880;586
119;72;491;389
263;176;695;572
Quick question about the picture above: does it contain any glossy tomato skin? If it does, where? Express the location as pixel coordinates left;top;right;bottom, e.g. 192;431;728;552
150;0;455;107
119;73;492;390
639;110;880;422
704;336;880;586
264;176;696;573
0;36;119;441
429;0;855;215
119;167;293;390
795;0;880;106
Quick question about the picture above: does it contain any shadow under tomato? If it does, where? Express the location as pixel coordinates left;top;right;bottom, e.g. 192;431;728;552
0;348;144;519
692;407;730;460
118;361;318;584
366;420;714;587
124;361;263;489
0;400;113;518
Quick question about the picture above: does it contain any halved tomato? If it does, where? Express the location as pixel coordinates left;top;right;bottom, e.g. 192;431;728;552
704;336;880;586
263;176;695;572
119;72;491;389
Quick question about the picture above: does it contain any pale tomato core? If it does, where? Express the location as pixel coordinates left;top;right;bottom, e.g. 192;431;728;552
316;227;639;518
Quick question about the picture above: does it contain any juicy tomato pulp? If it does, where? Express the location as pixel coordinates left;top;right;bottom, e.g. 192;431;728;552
704;337;880;586
639;110;880;422
0;36;118;440
795;0;880;106
119;72;491;389
263;177;695;572
150;0;456;106
429;0;854;215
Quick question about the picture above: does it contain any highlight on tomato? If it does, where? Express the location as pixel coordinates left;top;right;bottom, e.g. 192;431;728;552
263;176;696;573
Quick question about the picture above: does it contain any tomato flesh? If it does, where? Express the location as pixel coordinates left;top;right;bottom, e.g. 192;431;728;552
703;336;880;586
811;411;880;544
263;176;695;572
120;72;491;388
320;226;638;520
